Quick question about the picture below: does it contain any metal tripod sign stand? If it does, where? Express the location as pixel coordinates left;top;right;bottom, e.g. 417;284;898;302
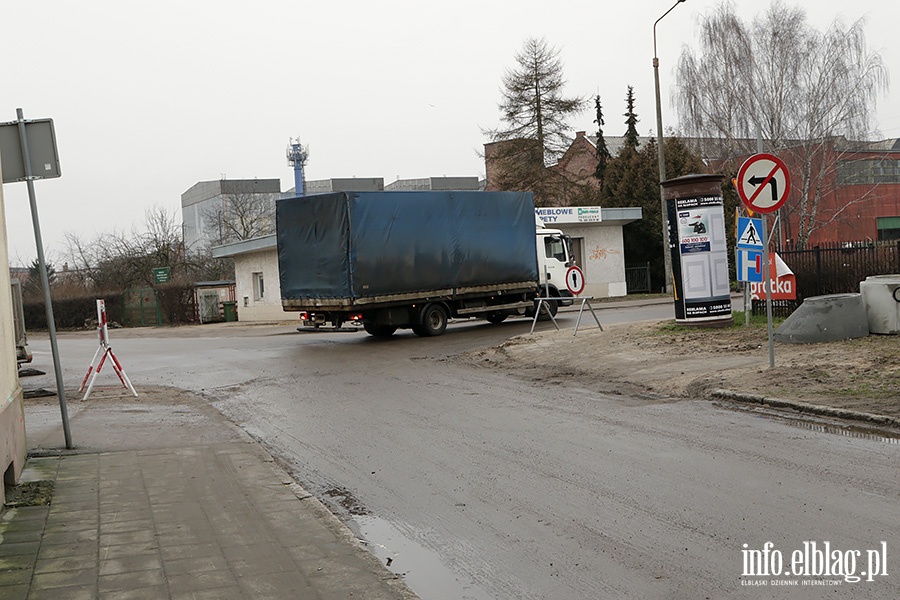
79;299;138;400
529;265;603;336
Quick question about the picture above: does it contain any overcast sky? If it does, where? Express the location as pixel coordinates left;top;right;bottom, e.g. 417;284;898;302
2;0;896;266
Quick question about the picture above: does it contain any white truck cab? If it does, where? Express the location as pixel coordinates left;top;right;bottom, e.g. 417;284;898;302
535;223;575;308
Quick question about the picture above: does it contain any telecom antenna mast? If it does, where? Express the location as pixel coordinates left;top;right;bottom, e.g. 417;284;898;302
287;138;309;196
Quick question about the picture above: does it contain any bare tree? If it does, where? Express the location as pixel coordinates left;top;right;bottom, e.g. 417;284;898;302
484;37;585;205
675;1;888;247
65;206;230;292
202;191;277;246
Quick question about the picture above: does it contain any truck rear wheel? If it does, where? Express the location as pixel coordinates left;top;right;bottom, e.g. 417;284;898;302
415;303;448;337
485;312;508;324
363;321;397;337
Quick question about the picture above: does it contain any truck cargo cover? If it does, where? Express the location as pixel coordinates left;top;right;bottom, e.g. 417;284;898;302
277;191;538;302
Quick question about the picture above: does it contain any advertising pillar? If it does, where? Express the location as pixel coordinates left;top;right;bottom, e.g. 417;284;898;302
663;174;732;326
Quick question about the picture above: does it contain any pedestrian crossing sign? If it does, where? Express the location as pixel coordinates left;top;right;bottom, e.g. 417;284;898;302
737;217;764;249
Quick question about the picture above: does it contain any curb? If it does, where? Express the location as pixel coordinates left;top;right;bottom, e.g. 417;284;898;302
711;389;900;429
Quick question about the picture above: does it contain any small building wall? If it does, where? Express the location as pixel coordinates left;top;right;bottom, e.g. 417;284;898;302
233;247;290;322
0;168;27;506
557;224;628;297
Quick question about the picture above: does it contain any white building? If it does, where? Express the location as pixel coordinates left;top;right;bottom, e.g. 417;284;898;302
0;172;27;504
535;206;642;298
211;235;285;322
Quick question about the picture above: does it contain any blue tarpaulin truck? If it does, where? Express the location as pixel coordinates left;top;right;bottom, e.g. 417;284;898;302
276;190;573;337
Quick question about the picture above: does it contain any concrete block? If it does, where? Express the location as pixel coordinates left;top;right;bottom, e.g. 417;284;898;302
774;293;869;344
860;275;900;334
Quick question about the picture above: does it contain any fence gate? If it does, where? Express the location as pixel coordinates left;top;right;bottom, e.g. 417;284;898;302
198;292;221;323
625;262;652;293
124;288;162;327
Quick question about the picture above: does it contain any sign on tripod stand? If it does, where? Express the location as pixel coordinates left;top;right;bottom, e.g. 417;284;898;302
79;299;137;400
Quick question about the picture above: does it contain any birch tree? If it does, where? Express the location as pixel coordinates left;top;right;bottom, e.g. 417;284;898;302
675;1;888;247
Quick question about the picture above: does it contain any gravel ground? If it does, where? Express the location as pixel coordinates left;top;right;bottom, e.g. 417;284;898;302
465;319;900;424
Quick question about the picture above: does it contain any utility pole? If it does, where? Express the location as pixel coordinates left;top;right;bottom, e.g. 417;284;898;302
653;0;687;294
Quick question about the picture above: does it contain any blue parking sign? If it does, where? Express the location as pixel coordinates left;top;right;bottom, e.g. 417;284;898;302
736;248;764;282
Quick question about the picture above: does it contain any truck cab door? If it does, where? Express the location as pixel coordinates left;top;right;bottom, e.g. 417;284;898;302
537;233;571;295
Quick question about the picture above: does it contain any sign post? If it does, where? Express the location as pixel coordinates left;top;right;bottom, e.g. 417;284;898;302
1;109;71;448
736;153;791;368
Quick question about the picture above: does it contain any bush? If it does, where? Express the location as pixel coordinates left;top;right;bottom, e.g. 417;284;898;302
23;293;125;330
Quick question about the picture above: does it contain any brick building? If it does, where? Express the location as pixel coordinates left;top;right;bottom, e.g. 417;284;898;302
523;132;900;245
811;137;900;244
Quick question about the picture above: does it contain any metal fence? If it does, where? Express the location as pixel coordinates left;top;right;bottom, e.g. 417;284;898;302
625;262;652;293
752;240;900;317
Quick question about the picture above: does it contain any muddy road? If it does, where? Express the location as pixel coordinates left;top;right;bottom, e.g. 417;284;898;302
25;309;900;599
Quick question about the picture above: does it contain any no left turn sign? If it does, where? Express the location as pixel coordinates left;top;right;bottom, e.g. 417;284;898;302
736;153;791;213
565;265;585;295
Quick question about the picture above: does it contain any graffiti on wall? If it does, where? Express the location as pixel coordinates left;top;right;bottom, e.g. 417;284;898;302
589;246;619;261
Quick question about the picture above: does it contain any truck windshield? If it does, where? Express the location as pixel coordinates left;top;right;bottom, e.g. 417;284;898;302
544;236;568;263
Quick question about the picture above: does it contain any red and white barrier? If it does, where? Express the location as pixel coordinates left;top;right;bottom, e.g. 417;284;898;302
79;299;137;400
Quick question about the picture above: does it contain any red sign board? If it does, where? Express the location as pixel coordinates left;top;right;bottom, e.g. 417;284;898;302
565;266;585;295
737;153;791;214
750;253;797;300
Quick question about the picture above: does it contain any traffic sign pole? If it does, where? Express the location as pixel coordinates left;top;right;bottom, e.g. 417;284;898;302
738;152;788;367
15;108;72;448
762;214;775;368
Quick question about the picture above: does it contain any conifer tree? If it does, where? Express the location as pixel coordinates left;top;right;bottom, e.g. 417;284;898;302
484;37;585;205
593;95;611;185
623;86;640;149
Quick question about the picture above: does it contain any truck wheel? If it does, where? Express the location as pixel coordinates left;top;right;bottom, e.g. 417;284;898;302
416;304;448;337
485;312;508;324
363;321;397;337
536;298;558;321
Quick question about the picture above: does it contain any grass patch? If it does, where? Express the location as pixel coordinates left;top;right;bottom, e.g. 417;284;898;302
4;480;54;508
837;371;900;400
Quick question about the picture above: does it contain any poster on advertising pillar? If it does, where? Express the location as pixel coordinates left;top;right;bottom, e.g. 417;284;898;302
663;175;733;326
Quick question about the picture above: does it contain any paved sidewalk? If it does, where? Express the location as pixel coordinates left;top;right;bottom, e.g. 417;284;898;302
1;389;417;600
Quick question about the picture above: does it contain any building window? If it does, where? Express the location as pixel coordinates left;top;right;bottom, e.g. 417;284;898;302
252;272;265;301
837;158;900;185
877;217;900;241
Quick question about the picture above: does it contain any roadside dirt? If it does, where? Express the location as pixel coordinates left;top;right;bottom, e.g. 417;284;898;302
465;319;900;422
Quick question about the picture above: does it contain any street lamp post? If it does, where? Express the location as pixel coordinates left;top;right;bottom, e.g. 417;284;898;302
653;0;686;295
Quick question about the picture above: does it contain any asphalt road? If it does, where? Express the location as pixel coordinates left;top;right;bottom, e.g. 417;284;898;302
26;307;900;599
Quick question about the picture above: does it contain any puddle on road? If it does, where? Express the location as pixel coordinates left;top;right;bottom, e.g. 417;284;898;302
737;407;900;444
354;515;493;600
770;417;900;444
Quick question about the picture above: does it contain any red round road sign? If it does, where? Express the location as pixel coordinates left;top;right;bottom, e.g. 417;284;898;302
736;153;791;214
565;265;585;295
